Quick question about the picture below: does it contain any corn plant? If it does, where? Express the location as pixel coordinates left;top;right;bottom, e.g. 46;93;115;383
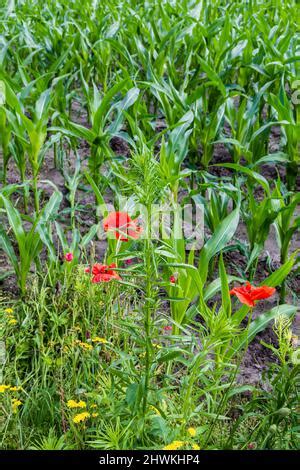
52;80;140;188
0;186;62;294
272;179;300;301
0;78;56;212
0;106;12;184
268;78;299;191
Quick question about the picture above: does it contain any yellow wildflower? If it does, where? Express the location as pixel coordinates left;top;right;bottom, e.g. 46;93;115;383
163;440;185;450
91;337;108;344
4;308;13;314
9;386;21;392
90;404;97;408
0;385;10;393
73;412;90;424
192;444;200;450
187;427;196;437
77;400;86;408
67;399;86;409
67;399;78;408
149;405;161;416
8;319;17;325
91;413;99;418
78;342;93;351
12;399;22;412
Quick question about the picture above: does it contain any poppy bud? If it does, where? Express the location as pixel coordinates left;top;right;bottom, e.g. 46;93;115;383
277;407;291;417
247;442;256;450
269;424;277;434
163;326;172;332
65;252;74;262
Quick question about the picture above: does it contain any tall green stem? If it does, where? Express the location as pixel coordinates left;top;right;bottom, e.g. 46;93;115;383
142;206;154;416
33;174;40;213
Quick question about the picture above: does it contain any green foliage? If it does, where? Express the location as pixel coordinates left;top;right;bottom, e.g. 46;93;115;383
0;0;299;452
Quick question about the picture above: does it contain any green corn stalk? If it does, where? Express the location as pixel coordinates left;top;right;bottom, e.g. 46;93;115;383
268;77;299;192
0;78;54;213
272;179;300;301
0;187;62;295
218;163;283;278
0;107;12;184
51;80;140;200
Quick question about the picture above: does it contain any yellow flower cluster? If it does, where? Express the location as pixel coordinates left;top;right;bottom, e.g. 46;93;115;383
12;398;22;413
73;412;90;423
163;440;185;450
74;337;109;351
76;341;93;351
67;399;99;424
0;384;22;393
67;399;87;409
187;427;196;437
91;337;108;344
163;440;200;451
3;308;18;326
163;430;200;451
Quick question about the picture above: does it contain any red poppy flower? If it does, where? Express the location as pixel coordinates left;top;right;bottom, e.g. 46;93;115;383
169;275;176;284
91;263;121;283
84;267;90;273
163;326;172;332
230;282;276;307
64;252;74;262
124;258;134;265
247;443;257;450
103;211;142;241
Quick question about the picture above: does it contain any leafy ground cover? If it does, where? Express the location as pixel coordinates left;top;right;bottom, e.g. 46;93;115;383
0;0;299;450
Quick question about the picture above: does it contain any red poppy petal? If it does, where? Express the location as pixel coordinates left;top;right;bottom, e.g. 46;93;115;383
92;263;107;275
92;274;101;283
103;212;132;231
250;286;276;301
92;269;121;283
102;274;115;282
92;263;101;275
233;290;255;307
